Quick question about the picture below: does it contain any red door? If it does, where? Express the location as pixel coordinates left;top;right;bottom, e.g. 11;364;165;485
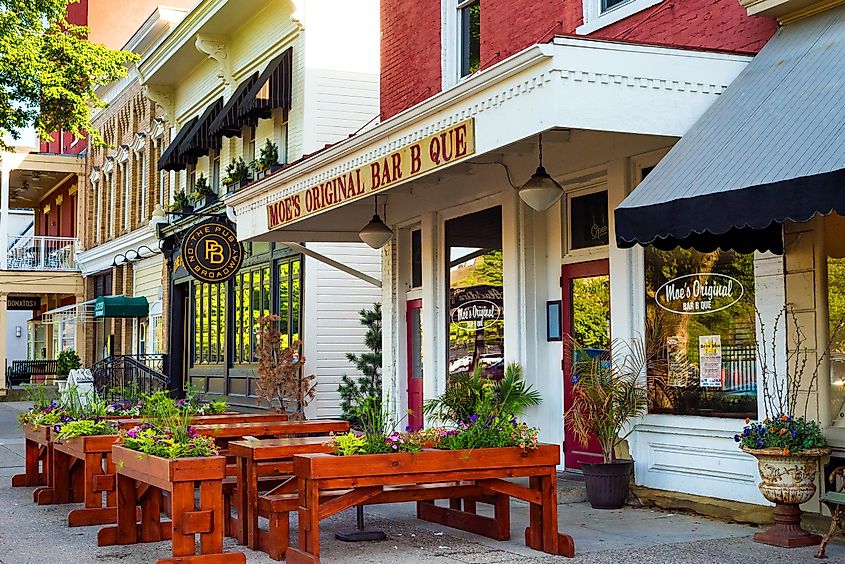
562;260;610;470
406;299;424;430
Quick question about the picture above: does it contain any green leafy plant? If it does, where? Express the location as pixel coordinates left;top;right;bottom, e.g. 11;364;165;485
56;349;81;376
190;173;214;202
251;139;280;172
564;338;653;464
55;419;117;440
339;304;383;428
423;362;541;424
0;1;139;149
118;424;218;458
167;190;192;212
437;418;539;451
735;415;826;455
223;157;250;185
330;432;366;456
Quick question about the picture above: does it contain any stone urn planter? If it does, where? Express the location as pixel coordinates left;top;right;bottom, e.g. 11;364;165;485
743;446;831;547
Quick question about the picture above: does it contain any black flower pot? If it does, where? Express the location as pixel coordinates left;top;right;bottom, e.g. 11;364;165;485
581;460;633;509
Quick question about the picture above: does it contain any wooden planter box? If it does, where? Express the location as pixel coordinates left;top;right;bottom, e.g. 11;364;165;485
285;444;574;563
99;445;245;564
54;435;120;525
12;424;55;501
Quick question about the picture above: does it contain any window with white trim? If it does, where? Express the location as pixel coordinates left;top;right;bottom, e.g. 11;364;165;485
108;173;115;238
139;151;147;222
578;0;663;35
93;179;101;243
122;161;130;231
458;0;480;78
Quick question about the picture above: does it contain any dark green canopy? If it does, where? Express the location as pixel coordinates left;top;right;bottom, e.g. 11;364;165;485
94;295;149;318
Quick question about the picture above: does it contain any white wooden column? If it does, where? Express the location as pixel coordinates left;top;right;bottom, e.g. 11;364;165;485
0;167;10;270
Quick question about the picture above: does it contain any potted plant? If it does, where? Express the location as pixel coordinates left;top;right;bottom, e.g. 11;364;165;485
564;338;651;509
255;314;316;420
167;190;193;215
222;156;252;193
736;306;836;548
56;349;81;379
189;173;216;208
250;139;282;181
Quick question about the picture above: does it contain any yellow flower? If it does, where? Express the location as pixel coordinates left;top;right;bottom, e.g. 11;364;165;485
779;428;787;435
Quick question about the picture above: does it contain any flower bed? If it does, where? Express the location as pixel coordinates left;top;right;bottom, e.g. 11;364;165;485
118;424;218;459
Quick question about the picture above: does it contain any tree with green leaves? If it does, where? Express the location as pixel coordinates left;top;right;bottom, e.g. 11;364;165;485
338;303;382;427
0;0;138;148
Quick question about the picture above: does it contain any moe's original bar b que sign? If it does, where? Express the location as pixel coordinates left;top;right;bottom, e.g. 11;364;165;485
267;119;476;230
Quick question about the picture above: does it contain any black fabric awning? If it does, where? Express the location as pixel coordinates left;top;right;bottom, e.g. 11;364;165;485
209;72;259;139
614;8;845;255
179;97;223;164
158;116;198;172
237;48;293;124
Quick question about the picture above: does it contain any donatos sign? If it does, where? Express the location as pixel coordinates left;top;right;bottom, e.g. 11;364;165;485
267;118;476;230
182;221;243;283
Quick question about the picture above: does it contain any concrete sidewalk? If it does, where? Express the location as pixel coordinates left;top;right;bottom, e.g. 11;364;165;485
0;401;840;563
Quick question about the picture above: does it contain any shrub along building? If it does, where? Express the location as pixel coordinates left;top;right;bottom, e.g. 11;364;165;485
221;0;826;517
134;0;382;413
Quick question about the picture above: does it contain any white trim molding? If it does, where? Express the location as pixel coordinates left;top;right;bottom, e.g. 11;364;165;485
577;0;664;35
130;132;147;154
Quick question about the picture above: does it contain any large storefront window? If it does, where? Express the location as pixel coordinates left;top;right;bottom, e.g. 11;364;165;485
446;207;504;379
645;247;757;418
829;256;845;425
193;281;226;365
234;266;271;364
278;256;302;350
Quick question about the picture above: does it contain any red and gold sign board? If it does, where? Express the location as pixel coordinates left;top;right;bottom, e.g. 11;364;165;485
182;221;243;284
267;118;476;230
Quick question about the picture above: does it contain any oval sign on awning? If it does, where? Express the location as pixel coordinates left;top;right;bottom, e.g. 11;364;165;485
655;273;744;315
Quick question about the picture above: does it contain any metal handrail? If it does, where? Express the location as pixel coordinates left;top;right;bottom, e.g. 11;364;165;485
92;354;169;402
6;235;79;271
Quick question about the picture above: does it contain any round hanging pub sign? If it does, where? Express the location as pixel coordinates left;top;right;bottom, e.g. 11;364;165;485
182;221;243;283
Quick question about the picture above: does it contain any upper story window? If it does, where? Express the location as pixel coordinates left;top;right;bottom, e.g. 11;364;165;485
122;162;131;231
578;0;663;34
458;0;480;78
138;151;147;223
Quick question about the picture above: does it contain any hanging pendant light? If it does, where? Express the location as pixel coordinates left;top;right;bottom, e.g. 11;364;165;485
517;133;564;212
358;195;393;249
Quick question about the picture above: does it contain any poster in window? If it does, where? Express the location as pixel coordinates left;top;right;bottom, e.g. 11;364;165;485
666;336;690;387
698;335;723;388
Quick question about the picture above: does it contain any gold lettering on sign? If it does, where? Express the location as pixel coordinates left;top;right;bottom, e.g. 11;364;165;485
205;240;224;264
266;118;476;230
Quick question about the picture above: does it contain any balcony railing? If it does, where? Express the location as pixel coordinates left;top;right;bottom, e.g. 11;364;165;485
6;235;79;271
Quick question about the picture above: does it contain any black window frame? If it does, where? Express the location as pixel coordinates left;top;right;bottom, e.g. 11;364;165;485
458;0;481;78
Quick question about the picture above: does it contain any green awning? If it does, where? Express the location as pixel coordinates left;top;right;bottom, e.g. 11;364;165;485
94;295;149;318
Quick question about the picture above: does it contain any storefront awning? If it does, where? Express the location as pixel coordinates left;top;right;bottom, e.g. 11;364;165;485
237;48;293;124
179;97;224;164
158;116;199;172
209;72;259;139
94;295;149;318
42;300;96;325
614;9;845;254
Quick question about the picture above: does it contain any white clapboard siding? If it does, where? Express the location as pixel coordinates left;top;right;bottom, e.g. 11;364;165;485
302;242;382;420
133;255;164;304
311;69;379;148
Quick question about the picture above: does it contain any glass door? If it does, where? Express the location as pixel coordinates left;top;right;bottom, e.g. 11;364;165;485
562;259;610;470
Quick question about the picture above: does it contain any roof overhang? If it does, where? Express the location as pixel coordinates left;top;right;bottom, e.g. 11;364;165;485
615;7;845;254
76;224;161;276
227;36;751;242
138;0;290;87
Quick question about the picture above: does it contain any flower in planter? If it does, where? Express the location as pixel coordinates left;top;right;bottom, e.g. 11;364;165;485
167;190;192;213
55;418;118;440
736;414;826;453
190;173;215;203
250;139;280;174
223;157;250;187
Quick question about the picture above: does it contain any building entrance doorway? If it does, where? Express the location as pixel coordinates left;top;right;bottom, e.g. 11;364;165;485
406;299;423;430
562;259;610;470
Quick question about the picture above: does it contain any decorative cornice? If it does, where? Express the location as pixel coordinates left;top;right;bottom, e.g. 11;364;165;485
116;144;131;164
151;118;166;140
131;132;147;153
103;157;115;175
90;167;100;185
143;85;175;122
289;0;305;31
76;223;162;276
779;0;845;23
195;34;232;85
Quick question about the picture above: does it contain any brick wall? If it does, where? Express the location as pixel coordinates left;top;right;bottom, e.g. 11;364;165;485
379;0;776;118
85;80;170;251
380;0;442;120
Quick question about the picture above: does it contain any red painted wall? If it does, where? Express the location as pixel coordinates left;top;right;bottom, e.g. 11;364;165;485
380;0;776;119
36;177;77;238
380;0;442;121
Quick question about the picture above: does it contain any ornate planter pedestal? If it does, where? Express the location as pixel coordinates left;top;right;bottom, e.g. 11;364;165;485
743;447;831;548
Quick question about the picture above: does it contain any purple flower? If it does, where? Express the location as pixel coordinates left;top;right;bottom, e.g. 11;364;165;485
791;430;798;438
571;375;579;385
757;439;764;447
733;434;740;442
742;428;750;437
468;414;479;425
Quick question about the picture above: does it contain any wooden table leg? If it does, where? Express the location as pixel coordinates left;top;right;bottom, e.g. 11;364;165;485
170;481;195;558
13;439;38;487
544;471;574;557
105;452;117;509
525;476;542;551
69;452;117;527
199;479;224;555
287;477;321;564
246;458;260;549
140;487;163;542
115;472;138;545
51;447;71;504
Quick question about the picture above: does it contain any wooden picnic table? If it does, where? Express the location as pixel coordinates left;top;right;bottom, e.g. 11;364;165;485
285;444;575;563
228;437;335;557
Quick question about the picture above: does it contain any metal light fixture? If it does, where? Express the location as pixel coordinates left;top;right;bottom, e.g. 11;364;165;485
517;134;564;212
358;195;393;249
